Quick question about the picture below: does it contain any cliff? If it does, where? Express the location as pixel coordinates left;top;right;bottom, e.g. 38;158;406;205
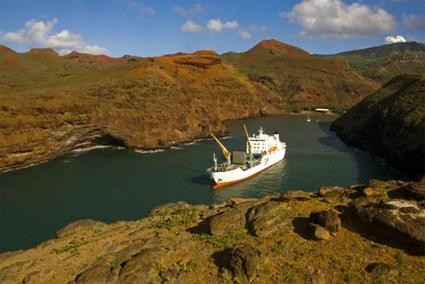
0;179;424;283
0;50;282;171
331;74;425;179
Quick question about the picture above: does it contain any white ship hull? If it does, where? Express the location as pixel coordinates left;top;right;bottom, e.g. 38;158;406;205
208;148;286;189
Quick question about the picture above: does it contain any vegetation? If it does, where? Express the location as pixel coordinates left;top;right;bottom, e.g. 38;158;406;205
328;42;425;84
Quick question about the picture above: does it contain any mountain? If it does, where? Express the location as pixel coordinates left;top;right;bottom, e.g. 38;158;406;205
222;39;380;112
328;42;425;84
0;47;282;171
331;74;425;178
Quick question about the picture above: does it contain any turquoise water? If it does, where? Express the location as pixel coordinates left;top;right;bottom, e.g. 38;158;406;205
0;115;403;252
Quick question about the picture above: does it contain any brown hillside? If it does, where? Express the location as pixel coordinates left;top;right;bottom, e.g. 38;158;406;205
63;51;125;68
222;39;380;112
26;48;59;56
0;48;282;171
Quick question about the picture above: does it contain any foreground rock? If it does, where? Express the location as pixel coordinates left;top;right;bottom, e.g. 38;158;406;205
1;179;425;283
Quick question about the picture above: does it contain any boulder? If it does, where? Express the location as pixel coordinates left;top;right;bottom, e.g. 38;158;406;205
312;224;331;241
208;205;248;236
246;201;290;237
56;219;106;238
355;200;425;253
404;178;425;200
118;247;166;283
309;210;341;234
228;244;259;283
75;260;117;284
279;190;312;201
318;186;344;198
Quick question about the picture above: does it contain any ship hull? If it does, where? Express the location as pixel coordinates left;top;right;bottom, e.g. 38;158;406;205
209;148;286;189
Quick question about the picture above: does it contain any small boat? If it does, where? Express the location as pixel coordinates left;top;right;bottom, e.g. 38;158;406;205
207;125;286;189
306;113;311;122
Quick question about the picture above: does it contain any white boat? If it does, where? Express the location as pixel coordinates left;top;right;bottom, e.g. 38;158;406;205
207;125;286;189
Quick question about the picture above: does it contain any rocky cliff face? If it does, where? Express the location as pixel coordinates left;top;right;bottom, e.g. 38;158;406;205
331;74;425;179
0;49;282;171
0;179;424;283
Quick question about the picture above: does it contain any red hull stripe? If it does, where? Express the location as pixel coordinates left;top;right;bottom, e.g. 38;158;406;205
211;160;282;190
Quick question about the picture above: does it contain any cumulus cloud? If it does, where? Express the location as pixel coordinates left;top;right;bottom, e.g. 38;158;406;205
385;35;407;44
2;19;107;55
206;19;239;32
173;3;205;19
285;0;396;37
181;21;203;33
403;14;425;31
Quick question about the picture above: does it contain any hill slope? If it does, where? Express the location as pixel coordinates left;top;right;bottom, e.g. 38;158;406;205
331;74;425;178
0;48;282;171
329;42;425;84
222;39;379;112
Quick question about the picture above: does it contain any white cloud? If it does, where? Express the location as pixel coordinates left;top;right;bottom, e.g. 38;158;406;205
285;0;396;38
403;14;425;31
206;19;239;32
385;35;407;44
2;19;107;55
181;21;203;33
173;4;205;19
128;1;155;17
239;30;252;39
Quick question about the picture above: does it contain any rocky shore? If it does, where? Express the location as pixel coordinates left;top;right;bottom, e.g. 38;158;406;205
331;74;425;179
1;179;424;283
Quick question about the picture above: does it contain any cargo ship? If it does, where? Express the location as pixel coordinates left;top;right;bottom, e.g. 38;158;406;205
207;125;286;189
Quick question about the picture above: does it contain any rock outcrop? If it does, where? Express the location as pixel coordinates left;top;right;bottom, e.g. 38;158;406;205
1;179;425;283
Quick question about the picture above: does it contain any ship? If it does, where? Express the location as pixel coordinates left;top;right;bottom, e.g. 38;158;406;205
207;124;287;189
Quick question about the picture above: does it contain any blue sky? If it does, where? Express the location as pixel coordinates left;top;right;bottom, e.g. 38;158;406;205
1;0;424;57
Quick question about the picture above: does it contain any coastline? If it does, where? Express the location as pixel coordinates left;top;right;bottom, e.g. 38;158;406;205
0;113;338;174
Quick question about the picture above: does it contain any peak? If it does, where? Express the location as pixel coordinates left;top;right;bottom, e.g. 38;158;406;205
250;39;309;57
26;48;59;56
0;44;17;55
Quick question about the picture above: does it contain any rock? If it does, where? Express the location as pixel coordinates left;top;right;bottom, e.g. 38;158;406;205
149;201;191;216
309;210;341;234
404;178;425;200
246;201;290;237
56;219;105;238
318;186;344;198
75;260;116;284
362;187;382;197
312;224;331;241
228;244;259;283
365;262;398;277
355;200;425;253
279;190;312;201
118;247;166;283
207;205;249;236
227;197;258;206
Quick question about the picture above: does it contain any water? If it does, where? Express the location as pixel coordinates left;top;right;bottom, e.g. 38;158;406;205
0;115;403;252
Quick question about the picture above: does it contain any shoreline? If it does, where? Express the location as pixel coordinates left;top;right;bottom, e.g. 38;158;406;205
0;112;338;174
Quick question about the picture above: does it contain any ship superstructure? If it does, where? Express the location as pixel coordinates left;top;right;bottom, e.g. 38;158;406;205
207;125;286;189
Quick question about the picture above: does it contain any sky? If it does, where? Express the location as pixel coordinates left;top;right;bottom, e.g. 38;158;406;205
0;0;424;57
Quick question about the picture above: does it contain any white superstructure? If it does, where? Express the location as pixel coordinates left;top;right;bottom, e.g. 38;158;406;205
207;126;286;189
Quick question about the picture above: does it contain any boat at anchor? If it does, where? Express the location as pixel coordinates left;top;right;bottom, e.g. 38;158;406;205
207;124;286;189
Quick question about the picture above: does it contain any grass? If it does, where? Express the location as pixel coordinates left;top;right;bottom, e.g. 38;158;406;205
192;230;248;249
51;239;88;255
155;207;199;230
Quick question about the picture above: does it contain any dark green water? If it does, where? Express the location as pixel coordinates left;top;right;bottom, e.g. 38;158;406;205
0;115;403;252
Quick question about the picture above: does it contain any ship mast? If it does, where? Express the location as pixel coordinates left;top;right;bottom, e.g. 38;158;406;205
210;133;231;163
243;124;252;155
